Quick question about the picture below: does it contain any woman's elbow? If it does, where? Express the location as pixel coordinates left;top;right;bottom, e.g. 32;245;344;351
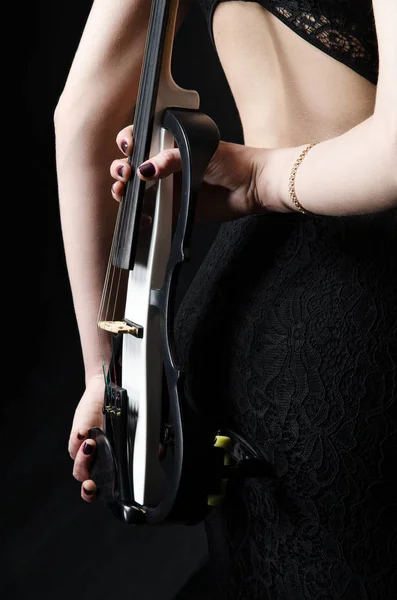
386;114;396;188
53;95;66;133
53;91;79;137
372;113;397;198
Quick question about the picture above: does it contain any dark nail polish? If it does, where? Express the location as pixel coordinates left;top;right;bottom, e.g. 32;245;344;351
77;433;85;440
139;162;156;178
121;140;129;153
117;165;124;178
83;486;94;496
83;442;93;455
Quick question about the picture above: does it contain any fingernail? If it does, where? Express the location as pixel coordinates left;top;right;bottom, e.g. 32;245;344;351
83;442;94;455
117;165;124;178
83;486;95;496
121;140;129;153
77;432;85;440
139;162;156;178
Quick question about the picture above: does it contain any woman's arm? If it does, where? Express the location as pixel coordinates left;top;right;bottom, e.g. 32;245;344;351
111;108;396;224
262;114;396;216
261;0;397;216
110;1;396;221
54;0;191;383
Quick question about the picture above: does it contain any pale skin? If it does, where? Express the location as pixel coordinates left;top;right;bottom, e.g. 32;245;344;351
54;0;397;501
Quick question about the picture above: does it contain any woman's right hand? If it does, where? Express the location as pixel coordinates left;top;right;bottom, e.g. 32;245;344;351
68;374;105;502
110;124;273;220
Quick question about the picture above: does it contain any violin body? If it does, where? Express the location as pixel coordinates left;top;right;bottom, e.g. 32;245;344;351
89;0;269;526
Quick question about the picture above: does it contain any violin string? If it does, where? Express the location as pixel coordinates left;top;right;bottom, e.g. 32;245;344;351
97;203;124;385
98;204;122;323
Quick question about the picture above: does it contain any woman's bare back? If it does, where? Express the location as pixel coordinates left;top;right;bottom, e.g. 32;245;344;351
212;2;376;147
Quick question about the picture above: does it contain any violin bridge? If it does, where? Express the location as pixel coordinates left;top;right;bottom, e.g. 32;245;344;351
98;320;144;338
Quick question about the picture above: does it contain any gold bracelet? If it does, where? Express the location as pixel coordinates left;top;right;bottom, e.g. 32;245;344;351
288;142;319;214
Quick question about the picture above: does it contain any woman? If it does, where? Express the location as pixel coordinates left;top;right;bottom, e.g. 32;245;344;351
54;1;396;597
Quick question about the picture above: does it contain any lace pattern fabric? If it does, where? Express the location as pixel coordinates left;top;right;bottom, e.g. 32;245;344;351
175;211;397;598
196;0;379;84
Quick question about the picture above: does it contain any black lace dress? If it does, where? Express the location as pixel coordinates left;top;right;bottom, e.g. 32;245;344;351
175;2;397;598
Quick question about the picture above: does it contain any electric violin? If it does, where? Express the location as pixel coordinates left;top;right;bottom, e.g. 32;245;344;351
89;0;269;526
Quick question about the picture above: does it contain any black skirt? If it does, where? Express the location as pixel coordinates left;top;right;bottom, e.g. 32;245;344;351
174;209;397;599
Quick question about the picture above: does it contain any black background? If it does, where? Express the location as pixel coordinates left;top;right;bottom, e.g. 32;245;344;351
3;2;243;599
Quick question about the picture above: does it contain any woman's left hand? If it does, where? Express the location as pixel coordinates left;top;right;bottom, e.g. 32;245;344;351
110;125;283;221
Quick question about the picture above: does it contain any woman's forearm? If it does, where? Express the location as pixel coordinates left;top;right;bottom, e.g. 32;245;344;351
54;1;152;382
263;114;397;216
55;116;125;381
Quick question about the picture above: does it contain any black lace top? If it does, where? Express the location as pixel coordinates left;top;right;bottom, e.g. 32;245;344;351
196;0;379;84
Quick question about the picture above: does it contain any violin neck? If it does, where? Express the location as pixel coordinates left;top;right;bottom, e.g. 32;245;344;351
113;0;179;271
